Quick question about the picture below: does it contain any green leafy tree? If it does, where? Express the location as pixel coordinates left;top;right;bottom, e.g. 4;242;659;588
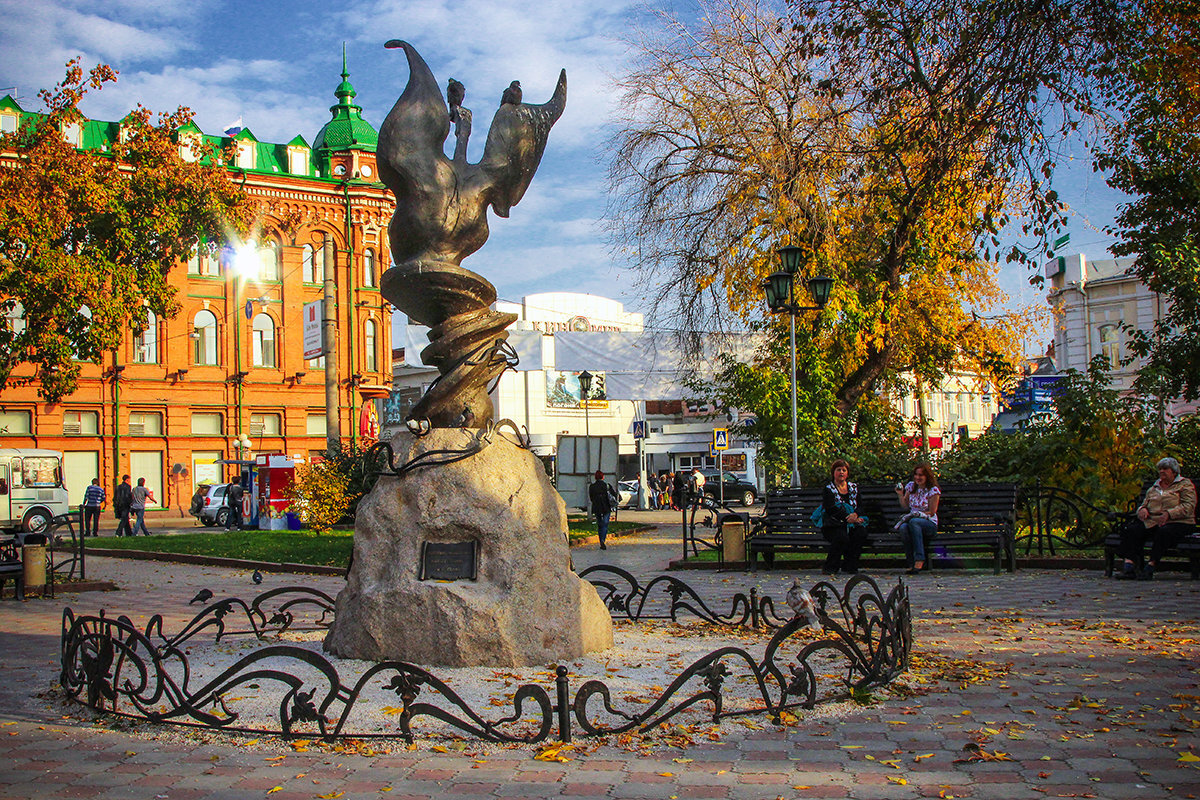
0;60;248;400
1093;0;1200;402
942;358;1165;511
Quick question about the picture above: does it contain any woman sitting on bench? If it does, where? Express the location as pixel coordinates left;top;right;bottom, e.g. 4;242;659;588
895;462;941;575
1115;457;1196;581
821;459;868;576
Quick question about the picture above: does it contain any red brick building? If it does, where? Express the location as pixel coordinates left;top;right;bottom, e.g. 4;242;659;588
0;63;395;509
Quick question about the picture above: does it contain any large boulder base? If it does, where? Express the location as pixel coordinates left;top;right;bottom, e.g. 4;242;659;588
324;428;613;667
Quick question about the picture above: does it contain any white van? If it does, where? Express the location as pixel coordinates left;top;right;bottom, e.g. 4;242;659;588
0;448;71;535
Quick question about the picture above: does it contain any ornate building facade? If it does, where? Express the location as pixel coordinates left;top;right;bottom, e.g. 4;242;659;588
0;63;395;508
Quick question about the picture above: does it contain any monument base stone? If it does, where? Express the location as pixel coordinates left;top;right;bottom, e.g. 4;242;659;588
324;428;614;667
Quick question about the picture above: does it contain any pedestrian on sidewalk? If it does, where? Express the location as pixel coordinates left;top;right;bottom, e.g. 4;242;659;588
225;481;244;531
113;475;133;537
672;471;686;511
81;478;106;537
130;477;154;536
646;472;660;510
589;470;617;550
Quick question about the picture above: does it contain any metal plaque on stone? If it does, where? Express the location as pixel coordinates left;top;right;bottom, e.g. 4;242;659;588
419;540;478;581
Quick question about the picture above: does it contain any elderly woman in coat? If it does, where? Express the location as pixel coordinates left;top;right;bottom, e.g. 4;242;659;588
1115;457;1197;580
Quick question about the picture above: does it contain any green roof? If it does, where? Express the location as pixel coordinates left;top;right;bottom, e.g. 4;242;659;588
312;49;378;154
0;51;383;183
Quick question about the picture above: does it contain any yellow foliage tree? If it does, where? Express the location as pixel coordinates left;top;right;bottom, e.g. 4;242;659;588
284;459;359;534
609;0;1109;413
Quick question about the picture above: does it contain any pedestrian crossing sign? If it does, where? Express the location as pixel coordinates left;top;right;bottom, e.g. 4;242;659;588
632;420;646;439
713;428;729;451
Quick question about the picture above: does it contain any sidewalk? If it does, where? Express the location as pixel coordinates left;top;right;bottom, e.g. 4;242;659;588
1;521;1198;798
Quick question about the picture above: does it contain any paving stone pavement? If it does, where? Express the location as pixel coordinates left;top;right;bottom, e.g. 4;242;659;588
2;511;1199;799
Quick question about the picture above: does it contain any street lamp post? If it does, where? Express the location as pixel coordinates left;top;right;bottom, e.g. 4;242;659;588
763;246;833;488
578;370;593;513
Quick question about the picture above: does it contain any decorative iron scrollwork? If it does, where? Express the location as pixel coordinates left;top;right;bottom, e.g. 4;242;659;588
61;574;909;743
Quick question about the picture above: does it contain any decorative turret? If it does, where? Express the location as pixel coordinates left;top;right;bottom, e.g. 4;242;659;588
313;45;379;181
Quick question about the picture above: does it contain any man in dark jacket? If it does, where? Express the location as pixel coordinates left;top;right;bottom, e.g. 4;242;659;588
113;474;133;537
226;481;245;530
588;470;616;550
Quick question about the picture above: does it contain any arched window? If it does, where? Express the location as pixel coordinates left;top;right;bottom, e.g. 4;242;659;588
303;241;326;283
302;244;316;283
363;248;376;288
1100;324;1121;369
258;240;281;281
252;313;276;368
363;319;378;372
133;309;158;363
193;310;219;365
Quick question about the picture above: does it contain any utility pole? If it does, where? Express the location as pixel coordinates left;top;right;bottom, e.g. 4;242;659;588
323;234;341;455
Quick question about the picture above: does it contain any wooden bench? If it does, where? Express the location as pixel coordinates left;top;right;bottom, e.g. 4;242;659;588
747;482;1019;574
1103;492;1200;578
0;539;24;600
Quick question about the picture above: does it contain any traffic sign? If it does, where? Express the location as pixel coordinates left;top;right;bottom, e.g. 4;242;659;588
713;428;729;451
632;420;646;440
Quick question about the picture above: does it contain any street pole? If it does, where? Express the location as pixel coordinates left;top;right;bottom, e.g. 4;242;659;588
788;287;800;488
322;235;341;455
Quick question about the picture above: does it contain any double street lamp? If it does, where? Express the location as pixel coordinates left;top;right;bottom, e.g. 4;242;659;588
762;246;834;488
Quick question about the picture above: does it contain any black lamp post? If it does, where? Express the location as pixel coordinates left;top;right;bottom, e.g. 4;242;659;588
761;247;834;487
578;370;593;512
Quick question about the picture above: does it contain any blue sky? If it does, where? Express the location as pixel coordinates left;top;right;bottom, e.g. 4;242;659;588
0;0;1130;351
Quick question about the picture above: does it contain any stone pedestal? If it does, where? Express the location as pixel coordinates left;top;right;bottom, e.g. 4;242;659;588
324;428;613;667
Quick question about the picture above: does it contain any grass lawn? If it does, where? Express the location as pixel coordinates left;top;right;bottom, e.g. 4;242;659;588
87;518;650;566
87;530;355;567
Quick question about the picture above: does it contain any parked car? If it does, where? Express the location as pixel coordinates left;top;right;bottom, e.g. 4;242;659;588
617;480;639;508
700;472;758;507
190;483;236;527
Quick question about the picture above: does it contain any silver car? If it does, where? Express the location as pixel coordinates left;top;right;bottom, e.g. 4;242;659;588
189;483;236;527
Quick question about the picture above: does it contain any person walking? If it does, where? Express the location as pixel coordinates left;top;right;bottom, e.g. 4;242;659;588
113;475;133;537
225;480;245;531
690;468;707;508
589;470;617;550
81;478;106;537
646;472;660;510
130;477;154;536
672;471;686;511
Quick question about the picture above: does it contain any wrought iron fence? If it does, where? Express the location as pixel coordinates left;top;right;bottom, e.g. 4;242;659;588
60;572;910;743
1014;481;1125;555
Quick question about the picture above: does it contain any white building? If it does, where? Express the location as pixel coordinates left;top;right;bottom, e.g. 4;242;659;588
887;373;1002;449
1045;253;1196;418
390;292;760;487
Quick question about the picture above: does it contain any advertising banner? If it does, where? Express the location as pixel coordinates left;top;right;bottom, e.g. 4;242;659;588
303;301;322;359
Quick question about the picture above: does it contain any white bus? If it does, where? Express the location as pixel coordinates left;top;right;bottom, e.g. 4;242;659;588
0;448;71;535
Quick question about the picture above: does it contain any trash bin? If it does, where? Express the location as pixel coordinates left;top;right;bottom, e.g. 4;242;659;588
22;533;47;597
286;512;302;531
720;514;747;563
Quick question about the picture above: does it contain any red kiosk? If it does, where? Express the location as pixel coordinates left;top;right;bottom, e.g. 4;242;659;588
255;453;296;530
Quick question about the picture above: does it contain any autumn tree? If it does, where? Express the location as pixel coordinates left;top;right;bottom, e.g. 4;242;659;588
0;60;249;401
285;458;359;534
608;0;1119;416
1094;0;1200;402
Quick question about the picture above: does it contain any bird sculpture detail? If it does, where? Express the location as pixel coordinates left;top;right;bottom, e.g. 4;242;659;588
501;80;522;105
377;41;566;428
785;579;819;629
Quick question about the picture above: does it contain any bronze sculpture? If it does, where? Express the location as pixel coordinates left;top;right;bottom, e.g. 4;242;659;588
378;41;567;428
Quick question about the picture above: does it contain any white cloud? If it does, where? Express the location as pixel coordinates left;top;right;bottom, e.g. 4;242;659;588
0;0;202;104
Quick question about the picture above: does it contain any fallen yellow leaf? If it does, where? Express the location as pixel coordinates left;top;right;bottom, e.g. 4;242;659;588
888;777;907;785
266;788;282;795
1179;752;1200;763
